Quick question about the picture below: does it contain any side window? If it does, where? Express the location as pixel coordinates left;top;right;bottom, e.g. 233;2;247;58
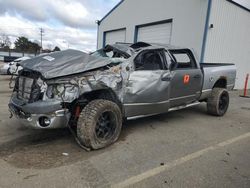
170;50;197;69
134;50;165;71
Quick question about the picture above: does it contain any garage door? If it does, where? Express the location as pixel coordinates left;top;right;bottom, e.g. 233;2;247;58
136;21;172;44
104;29;126;46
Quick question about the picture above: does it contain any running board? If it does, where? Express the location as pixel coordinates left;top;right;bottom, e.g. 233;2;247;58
127;102;200;120
168;102;200;112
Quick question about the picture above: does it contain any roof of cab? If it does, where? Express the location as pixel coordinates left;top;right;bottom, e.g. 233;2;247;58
118;42;184;51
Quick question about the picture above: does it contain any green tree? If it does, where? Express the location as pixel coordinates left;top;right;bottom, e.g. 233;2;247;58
28;41;41;54
14;37;30;52
14;36;41;54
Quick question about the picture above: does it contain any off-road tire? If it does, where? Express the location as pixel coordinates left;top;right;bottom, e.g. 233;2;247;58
77;99;122;150
207;88;229;116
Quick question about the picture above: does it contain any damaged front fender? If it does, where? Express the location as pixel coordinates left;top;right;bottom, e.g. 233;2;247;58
44;61;131;105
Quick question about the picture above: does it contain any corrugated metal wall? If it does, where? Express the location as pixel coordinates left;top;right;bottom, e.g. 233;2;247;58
104;29;126;46
137;22;173;44
204;0;250;89
98;0;208;59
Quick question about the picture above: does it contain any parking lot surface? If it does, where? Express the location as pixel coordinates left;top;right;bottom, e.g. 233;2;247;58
0;75;249;188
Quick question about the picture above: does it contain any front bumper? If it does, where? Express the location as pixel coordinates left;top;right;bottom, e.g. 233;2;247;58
9;95;71;129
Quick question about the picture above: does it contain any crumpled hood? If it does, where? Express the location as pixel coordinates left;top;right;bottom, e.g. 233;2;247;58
20;49;115;79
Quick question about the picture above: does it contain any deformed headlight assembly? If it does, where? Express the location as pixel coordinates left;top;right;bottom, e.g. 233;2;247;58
46;84;79;102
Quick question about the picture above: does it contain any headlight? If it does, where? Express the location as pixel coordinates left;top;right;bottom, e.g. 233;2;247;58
46;84;79;102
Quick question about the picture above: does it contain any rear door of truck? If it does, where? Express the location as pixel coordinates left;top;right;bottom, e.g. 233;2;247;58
167;49;203;107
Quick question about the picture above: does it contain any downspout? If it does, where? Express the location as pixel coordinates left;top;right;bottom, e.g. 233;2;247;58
200;0;212;64
96;20;100;50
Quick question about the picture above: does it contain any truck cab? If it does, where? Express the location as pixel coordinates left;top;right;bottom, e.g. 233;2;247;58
124;47;203;117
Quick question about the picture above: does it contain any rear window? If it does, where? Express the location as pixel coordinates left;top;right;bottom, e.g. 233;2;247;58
170;50;197;69
172;53;190;64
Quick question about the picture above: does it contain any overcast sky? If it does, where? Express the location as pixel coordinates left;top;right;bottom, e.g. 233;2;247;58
0;0;249;52
0;0;120;52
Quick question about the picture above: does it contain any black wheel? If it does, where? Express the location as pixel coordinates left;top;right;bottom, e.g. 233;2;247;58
207;88;229;116
77;99;122;150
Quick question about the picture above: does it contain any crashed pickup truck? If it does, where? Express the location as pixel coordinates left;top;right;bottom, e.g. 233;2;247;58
8;42;236;150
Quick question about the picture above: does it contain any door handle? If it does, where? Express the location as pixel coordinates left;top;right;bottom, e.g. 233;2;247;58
193;75;201;79
162;75;172;81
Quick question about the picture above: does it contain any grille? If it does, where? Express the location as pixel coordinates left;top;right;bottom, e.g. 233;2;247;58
16;76;41;103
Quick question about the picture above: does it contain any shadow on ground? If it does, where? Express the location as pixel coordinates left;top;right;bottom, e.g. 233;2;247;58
0;104;208;170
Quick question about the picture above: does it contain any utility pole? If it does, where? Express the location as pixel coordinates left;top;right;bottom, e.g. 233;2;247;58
40;28;44;52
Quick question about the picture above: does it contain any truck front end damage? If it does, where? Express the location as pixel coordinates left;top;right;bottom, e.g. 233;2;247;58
8;48;129;130
8;71;71;129
9;101;70;129
7;42;237;150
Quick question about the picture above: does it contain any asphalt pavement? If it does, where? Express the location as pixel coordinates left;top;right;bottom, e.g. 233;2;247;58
0;75;249;188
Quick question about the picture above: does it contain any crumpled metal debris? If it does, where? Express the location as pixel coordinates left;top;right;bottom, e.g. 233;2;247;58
20;49;121;79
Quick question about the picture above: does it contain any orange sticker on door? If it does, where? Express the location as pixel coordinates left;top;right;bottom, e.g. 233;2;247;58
183;75;190;84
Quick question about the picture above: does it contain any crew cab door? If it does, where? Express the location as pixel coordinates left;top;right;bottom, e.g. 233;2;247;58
124;49;171;117
167;49;202;107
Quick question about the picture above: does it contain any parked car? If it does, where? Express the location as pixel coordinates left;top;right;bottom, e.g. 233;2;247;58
0;57;30;75
9;57;31;75
8;42;236;150
0;62;11;75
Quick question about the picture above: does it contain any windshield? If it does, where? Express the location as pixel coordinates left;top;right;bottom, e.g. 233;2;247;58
91;45;130;59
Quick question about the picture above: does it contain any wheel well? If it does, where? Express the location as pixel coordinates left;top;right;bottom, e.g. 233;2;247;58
68;89;124;126
213;78;227;89
80;89;123;113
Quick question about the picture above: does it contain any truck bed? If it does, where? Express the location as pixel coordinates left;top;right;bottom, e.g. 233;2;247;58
200;62;236;100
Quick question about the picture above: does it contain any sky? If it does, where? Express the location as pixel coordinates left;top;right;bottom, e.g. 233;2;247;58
0;0;249;52
0;0;120;52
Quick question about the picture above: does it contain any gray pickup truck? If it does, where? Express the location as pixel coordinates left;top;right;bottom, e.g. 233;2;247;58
8;42;236;150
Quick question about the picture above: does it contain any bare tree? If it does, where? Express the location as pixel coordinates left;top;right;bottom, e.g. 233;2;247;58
0;33;11;48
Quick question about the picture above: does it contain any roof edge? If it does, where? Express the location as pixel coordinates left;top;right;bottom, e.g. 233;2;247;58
98;0;249;25
226;0;250;13
99;0;125;24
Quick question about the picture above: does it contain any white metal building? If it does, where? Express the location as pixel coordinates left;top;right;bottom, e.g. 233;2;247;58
97;0;250;89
